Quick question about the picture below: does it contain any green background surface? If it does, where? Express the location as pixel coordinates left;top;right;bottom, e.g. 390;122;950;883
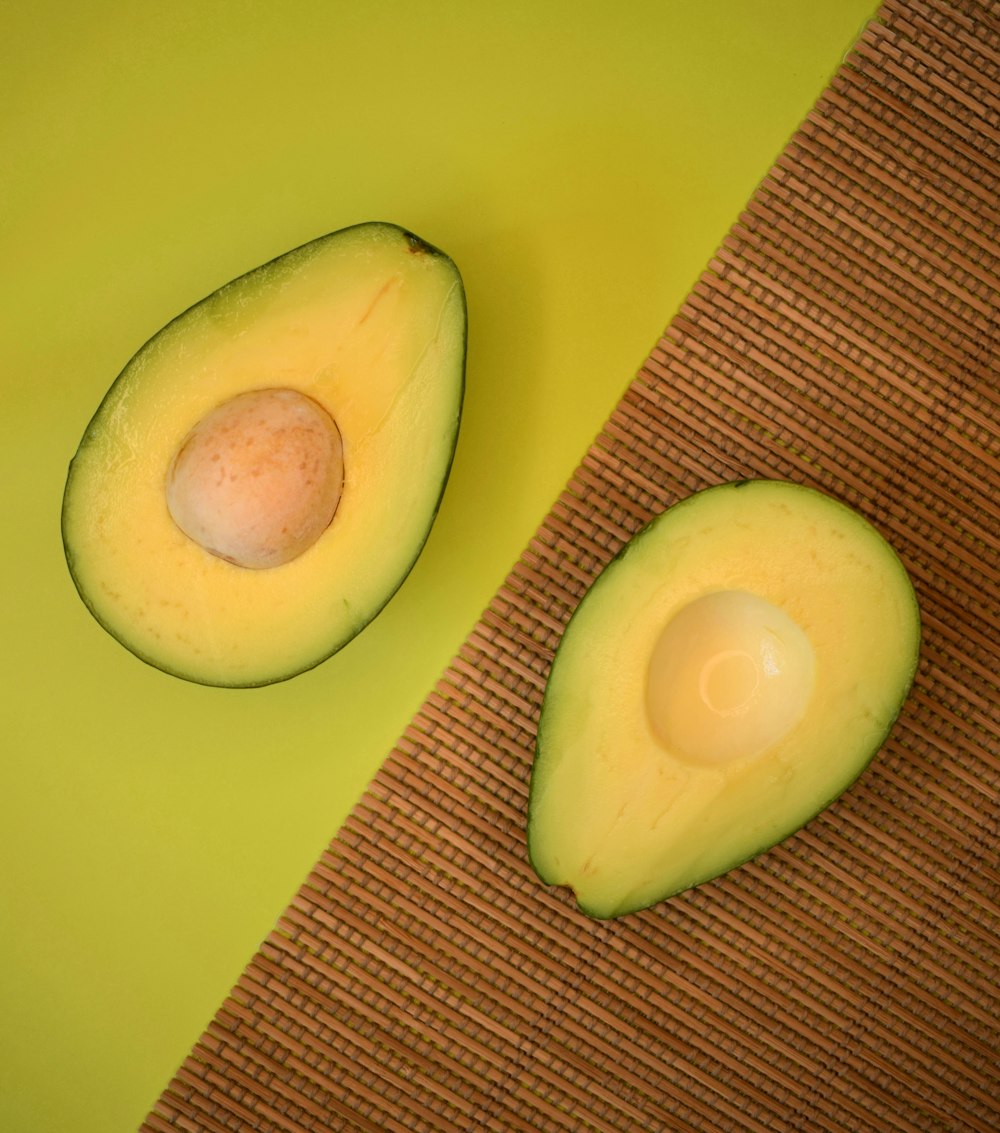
1;2;877;1129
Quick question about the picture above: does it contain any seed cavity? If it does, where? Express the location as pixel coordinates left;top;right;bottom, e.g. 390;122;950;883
646;589;816;765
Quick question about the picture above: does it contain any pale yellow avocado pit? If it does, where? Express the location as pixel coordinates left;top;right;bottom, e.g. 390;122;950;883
62;223;466;687
527;480;920;919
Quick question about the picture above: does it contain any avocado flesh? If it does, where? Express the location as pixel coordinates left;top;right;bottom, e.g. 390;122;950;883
527;480;921;919
62;222;466;687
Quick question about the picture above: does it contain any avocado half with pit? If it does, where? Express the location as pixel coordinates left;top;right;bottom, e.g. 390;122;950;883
527;479;921;919
62;222;466;687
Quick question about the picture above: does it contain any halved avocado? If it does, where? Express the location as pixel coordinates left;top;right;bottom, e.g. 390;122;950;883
62;222;466;687
527;480;921;919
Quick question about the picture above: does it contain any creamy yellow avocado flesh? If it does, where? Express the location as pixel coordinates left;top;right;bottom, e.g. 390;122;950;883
527;480;921;919
62;223;466;687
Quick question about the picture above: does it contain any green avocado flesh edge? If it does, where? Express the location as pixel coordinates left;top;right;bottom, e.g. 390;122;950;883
527;480;921;919
62;222;466;687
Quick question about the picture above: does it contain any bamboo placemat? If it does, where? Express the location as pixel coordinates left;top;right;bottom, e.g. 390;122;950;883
144;1;999;1129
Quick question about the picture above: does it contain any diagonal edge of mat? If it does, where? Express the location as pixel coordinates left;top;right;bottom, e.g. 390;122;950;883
143;2;1000;1131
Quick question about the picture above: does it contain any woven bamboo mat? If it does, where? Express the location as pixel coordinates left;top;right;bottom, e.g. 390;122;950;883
143;1;999;1129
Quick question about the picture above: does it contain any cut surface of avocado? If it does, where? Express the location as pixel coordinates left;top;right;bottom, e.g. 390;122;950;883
62;222;466;687
527;480;920;919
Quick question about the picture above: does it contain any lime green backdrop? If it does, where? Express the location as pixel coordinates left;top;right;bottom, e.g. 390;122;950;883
1;2;877;1129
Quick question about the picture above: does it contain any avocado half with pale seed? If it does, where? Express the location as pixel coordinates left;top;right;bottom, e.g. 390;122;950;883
62;222;466;687
527;480;921;919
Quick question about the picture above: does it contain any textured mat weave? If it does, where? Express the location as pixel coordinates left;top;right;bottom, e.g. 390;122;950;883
144;1;1000;1129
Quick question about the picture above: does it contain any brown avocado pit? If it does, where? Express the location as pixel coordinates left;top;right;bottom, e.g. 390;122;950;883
166;388;344;570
